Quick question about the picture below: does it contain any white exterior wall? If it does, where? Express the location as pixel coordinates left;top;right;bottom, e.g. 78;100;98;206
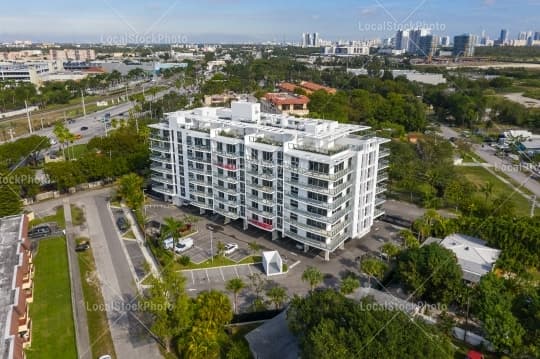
149;102;389;254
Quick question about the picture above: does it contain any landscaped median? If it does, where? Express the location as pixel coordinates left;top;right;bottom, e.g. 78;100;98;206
26;237;77;359
76;238;116;359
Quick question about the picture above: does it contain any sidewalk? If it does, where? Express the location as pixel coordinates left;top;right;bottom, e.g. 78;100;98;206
63;200;92;359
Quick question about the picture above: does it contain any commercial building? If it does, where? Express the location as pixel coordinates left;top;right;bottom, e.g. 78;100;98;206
453;34;477;57
499;29;509;45
321;45;370;56
262;93;309;116
0;61;64;85
149;102;389;260
0;214;34;359
395;30;410;51
49;49;96;61
408;29;430;54
418;35;439;57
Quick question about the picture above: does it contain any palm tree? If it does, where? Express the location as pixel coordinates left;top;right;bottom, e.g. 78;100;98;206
162;216;184;258
225;278;245;314
340;276;360;295
216;241;225;257
266;285;288;310
361;258;387;287
248;241;262;256
53;122;70;159
381;243;400;261
301;266;323;292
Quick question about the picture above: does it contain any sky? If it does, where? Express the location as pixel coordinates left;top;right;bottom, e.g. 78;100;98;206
0;0;539;43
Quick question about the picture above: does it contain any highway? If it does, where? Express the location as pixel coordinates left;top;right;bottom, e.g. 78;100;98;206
439;124;540;198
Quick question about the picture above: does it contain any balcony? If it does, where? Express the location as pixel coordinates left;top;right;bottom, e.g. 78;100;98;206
287;179;352;196
187;144;211;152
188;155;211;164
150;155;173;164
376;185;387;195
151;176;175;186
247;182;275;193
215;150;242;159
378;159;389;170
149;136;171;143
246;194;274;206
190;188;212;198
288;218;350;237
374;208;385;218
189;177;212;187
152;185;175;196
284;203;351;224
151;165;174;175
214;172;239;184
246;170;276;180
215;197;240;208
214;184;239;195
377;174;389;183
215;207;241;220
188;166;210;176
246;205;275;218
375;196;386;207
214;162;239;171
283;230;350;252
191;200;213;211
295;166;353;181
248;219;274;231
292;144;349;156
150;145;170;153
379;148;390;158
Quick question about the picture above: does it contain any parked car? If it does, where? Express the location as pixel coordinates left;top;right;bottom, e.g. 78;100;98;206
174;237;194;253
75;241;90;252
163;237;174;250
80;126;88;131
116;217;129;231
98;355;112;359
224;243;238;255
28;225;52;238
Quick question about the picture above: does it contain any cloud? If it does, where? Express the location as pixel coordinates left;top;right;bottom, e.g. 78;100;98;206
483;0;496;5
360;6;378;16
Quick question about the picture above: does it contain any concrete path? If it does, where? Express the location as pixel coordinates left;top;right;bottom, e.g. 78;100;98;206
63;199;92;359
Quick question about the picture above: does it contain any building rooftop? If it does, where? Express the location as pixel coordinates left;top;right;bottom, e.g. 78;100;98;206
245;310;299;359
264;92;309;106
0;215;26;359
439;234;501;283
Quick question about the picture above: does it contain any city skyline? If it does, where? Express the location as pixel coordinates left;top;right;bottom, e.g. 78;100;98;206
1;0;539;43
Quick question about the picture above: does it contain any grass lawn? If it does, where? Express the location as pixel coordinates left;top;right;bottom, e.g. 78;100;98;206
65;144;90;160
29;206;66;229
123;230;136;239
455;166;538;217
78;248;116;359
26;237;77;359
71;204;85;226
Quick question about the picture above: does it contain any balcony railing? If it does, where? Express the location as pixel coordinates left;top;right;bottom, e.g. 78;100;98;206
214;184;239;195
379;148;390;158
284;203;351;224
190;188;212;198
378;160;389;170
215;197;240;207
215;150;242;159
377;174;389;183
249;219;273;231
214;171;239;184
292;144;349;156
189;178;212;187
188;155;211;164
151;165;174;175
150;155;172;163
151;176;175;185
294;166;353;181
187;144;211;152
247;182;275;193
283;229;350;252
149;136;171;143
288;218;350;237
286;179;352;196
188;166;210;175
374;208;385;218
246;205;275;218
376;185;387;195
375;196;386;207
153;185;175;196
246;194;274;206
215;207;241;220
285;191;350;210
150;145;170;153
246;170;276;180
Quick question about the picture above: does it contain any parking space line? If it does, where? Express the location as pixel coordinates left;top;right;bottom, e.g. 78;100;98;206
205;269;209;282
248;265;253;275
234;266;240;278
220;268;225;281
191;270;195;285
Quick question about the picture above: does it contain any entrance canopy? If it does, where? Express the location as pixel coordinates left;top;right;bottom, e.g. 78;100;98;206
262;251;283;276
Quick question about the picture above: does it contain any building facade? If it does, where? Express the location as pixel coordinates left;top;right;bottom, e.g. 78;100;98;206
0;214;34;359
149;102;389;260
453;34;477;57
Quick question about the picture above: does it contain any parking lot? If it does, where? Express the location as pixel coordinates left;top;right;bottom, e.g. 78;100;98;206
182;263;264;288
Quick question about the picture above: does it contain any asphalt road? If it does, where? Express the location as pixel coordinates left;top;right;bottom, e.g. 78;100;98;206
439;124;540;198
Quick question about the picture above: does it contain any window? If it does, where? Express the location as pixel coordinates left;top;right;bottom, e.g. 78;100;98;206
290;213;298;221
263;205;273;213
263;193;273;201
290;172;299;183
251;164;258;173
306;232;325;242
307;219;325;229
263;218;273;226
226;144;235;154
334;162;344;173
307;205;327;216
290;226;297;234
228;195;235;201
251;189;258;196
291;186;298;196
217;142;223;151
308;177;328;188
251;149;258;159
252;177;259;185
262;179;272;188
262;167;273;176
262;151;273;162
218;180;224;187
251;201;259;209
196;174;204;182
290;200;298;208
194;138;203;146
308;191;328;202
252;214;259;221
290;156;299;168
309;161;329;174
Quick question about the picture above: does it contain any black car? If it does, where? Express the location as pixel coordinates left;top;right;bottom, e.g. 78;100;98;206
29;225;52;238
80;126;89;131
75;241;90;252
116;217;129;231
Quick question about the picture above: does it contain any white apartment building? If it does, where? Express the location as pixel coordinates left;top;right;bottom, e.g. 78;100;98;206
149;102;389;260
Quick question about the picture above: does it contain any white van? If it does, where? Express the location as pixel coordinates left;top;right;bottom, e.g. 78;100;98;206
174;237;194;253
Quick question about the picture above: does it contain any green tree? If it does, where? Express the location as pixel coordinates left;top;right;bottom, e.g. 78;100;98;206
216;240;226;257
360;258;387;286
266;285;288;310
226;278;245;314
0;184;23;216
339;276;360;295
397;243;462;304
301;266;323;292
116;173;144;210
381;242;400;260
248;241;262;255
161;216;185;258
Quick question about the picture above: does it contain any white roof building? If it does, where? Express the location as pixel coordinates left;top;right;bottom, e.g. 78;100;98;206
439;234;501;283
262;251;283;276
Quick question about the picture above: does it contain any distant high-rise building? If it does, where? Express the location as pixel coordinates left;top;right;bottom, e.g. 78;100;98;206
301;33;311;47
440;36;451;46
418;35;439;57
534;32;540;41
453;34;477;57
408;28;430;54
395;30;410;51
518;31;528;40
499;29;508;44
311;32;319;47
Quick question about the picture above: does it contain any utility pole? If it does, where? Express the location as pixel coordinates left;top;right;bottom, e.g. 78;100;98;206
210;230;214;263
40;118;44;130
8;128;14;141
81;90;86;117
531;195;537;218
24;100;33;134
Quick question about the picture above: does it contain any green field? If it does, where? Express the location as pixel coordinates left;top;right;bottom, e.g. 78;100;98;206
29;206;66;229
26;237;77;359
456;166;538;217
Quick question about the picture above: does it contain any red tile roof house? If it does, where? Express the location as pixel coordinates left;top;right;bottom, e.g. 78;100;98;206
263;93;310;116
1;215;34;359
